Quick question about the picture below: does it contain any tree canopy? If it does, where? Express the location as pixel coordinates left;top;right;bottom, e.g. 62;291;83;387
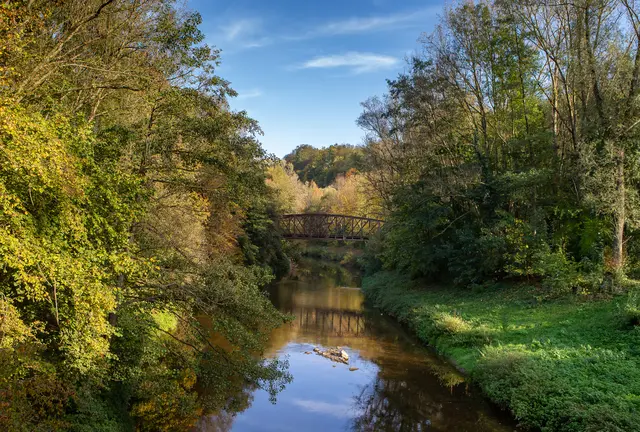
0;1;290;430
359;0;640;293
284;143;365;188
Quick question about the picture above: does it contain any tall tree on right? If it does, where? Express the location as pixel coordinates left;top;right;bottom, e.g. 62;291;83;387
515;0;640;271
359;0;640;287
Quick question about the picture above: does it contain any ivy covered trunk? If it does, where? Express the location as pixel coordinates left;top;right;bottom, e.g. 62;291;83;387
612;148;625;271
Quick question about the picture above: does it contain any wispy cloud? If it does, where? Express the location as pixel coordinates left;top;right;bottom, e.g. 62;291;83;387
216;8;436;51
241;38;271;48
220;19;256;41
219;18;270;49
316;11;424;35
300;52;400;74
285;8;437;41
236;89;263;99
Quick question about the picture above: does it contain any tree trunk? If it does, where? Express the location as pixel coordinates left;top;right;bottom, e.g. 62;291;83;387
552;64;559;158
612;148;625;271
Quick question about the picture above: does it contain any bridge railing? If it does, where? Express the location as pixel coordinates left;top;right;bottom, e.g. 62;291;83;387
279;213;384;240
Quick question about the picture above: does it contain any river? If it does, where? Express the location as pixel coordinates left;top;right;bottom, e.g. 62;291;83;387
197;259;515;431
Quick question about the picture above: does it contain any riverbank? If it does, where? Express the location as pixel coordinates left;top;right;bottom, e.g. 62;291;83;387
362;271;640;432
294;241;363;267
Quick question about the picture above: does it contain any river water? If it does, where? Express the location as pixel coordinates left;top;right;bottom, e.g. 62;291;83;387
198;259;514;432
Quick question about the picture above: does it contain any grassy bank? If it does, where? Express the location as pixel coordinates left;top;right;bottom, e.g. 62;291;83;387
362;271;640;432
293;240;363;267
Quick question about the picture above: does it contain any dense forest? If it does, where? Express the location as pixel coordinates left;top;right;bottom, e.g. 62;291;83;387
0;1;291;430
266;144;381;217
360;0;640;290
354;0;640;430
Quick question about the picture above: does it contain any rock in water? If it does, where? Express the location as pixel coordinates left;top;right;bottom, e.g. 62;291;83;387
340;350;349;361
313;346;350;364
349;367;359;372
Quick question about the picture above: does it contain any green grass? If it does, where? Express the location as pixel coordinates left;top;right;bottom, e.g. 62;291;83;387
362;271;640;432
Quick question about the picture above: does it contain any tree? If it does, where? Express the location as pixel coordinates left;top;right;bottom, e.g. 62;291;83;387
359;0;640;289
514;0;640;270
266;161;308;213
0;1;292;429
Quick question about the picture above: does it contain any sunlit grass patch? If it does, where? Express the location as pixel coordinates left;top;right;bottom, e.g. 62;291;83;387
433;311;472;334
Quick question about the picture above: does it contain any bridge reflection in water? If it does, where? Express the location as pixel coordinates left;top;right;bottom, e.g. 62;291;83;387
285;305;366;337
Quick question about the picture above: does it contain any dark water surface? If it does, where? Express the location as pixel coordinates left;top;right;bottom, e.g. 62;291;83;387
198;260;514;432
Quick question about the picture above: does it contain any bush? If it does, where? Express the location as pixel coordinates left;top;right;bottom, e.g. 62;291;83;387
433;312;472;334
360;230;385;275
447;226;506;285
623;291;640;326
501;214;549;279
534;249;578;295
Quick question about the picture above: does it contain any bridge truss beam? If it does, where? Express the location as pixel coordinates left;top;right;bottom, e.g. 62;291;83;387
279;213;384;241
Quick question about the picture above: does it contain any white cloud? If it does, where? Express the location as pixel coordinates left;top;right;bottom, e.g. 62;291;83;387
317;12;420;35
236;89;263;99
216;8;437;50
300;52;400;74
242;38;271;48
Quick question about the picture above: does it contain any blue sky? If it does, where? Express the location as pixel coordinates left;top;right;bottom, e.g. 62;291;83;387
187;0;444;157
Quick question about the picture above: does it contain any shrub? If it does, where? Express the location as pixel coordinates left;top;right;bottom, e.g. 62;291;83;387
534;249;579;295
360;230;385;275
447;226;506;286
500;214;549;279
623;291;640;326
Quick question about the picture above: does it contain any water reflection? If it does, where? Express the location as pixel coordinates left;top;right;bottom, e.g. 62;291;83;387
197;259;513;432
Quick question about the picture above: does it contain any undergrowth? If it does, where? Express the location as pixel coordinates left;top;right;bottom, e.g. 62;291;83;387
362;271;640;431
298;244;362;267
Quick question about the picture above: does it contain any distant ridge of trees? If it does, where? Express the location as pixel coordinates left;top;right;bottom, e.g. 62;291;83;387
284;143;365;188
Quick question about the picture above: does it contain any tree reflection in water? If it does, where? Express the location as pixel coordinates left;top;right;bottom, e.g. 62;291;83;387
196;259;513;432
195;410;235;432
352;376;435;431
347;310;508;432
